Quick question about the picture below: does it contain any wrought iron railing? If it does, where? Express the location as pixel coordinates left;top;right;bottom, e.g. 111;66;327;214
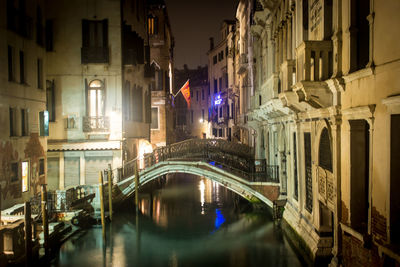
82;116;110;132
120;139;279;183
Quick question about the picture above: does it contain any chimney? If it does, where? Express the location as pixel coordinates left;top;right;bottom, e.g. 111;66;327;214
209;37;214;50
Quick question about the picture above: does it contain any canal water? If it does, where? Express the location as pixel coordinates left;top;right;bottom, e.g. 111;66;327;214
51;174;304;267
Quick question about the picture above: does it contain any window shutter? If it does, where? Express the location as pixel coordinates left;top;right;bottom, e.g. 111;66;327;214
102;19;108;48
85;79;89;116
82;20;89;47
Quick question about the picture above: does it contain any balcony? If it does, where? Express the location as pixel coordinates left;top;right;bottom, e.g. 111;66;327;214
237;54;248;75
296;40;333;82
81;47;109;64
290;41;334;110
83;116;110;132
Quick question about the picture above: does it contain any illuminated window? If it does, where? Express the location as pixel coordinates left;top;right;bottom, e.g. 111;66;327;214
88;80;105;117
22;161;29;192
39;111;49;136
147;16;158;35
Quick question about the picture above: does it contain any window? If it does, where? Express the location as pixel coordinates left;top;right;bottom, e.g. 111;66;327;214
39;158;45;176
202;109;204;120
19;51;25;84
11;162;19;182
9;107;16;136
132;85;143;122
304;132;312;212
8;45;15;81
224;73;228;88
213;128;217;137
349;120;370;233
39;111;49;136
46;80;55;122
227;105;230;118
213;55;217;65
219;128;223;137
391;115;400;245
214;79;217;94
88;80;105;117
45;20;54;51
155;69;163;91
196;91;199;102
22;161;29;192
231;103;234;119
202;89;205;100
36;6;44;46
148;16;158;35
219;107;223;118
319;128;332;172
293;132;299;200
82;19;109;63
21;109;28;136
151;107;159;129
37;58;43;89
349;0;370;72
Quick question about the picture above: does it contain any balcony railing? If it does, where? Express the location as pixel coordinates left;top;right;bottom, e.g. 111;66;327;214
83;116;110;132
81;47;109;64
296;41;333;82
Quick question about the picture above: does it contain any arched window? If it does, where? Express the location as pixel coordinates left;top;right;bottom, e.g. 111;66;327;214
88;80;105;117
318;128;332;172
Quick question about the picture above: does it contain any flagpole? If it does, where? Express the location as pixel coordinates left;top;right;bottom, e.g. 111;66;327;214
173;79;189;98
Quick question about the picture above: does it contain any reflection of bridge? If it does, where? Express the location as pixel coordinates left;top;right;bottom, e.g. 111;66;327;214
112;139;281;208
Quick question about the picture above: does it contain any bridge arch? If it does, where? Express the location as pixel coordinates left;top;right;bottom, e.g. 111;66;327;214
116;160;275;208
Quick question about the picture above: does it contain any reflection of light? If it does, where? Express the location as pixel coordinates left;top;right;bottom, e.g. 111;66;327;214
199;118;203;123
199;179;205;215
214;209;225;230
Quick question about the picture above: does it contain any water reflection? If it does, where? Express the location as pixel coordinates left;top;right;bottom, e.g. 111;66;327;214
52;174;303;267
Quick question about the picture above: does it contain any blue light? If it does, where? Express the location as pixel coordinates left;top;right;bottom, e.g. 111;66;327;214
214;209;226;230
214;94;222;105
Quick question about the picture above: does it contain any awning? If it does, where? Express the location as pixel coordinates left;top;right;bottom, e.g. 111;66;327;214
48;140;121;151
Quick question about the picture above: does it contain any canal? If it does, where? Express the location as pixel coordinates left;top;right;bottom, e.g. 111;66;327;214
51;174;304;267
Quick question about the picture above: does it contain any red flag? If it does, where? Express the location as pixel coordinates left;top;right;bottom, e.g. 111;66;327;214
180;80;191;108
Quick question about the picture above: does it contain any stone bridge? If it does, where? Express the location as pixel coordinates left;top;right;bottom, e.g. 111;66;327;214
111;139;282;208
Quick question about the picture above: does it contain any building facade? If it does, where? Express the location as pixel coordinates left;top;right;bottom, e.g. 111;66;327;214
207;21;236;140
147;0;175;147
0;0;48;209
45;0;151;189
248;0;400;265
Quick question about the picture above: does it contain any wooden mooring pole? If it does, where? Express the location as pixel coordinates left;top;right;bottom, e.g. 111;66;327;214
134;161;139;213
108;164;113;221
41;184;49;256
99;171;106;242
24;202;32;265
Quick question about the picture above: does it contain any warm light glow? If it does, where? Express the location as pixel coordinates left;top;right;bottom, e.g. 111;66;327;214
22;161;29;192
199;118;203;123
89;80;102;88
138;139;153;169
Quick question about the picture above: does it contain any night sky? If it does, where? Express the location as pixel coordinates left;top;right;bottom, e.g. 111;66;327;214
166;0;239;69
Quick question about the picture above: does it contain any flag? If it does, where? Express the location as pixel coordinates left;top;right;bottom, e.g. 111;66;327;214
180;80;191;108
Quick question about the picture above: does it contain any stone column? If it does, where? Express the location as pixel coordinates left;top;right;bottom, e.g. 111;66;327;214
330;114;342;266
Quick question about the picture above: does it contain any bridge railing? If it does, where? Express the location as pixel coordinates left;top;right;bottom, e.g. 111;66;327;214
118;139;279;183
